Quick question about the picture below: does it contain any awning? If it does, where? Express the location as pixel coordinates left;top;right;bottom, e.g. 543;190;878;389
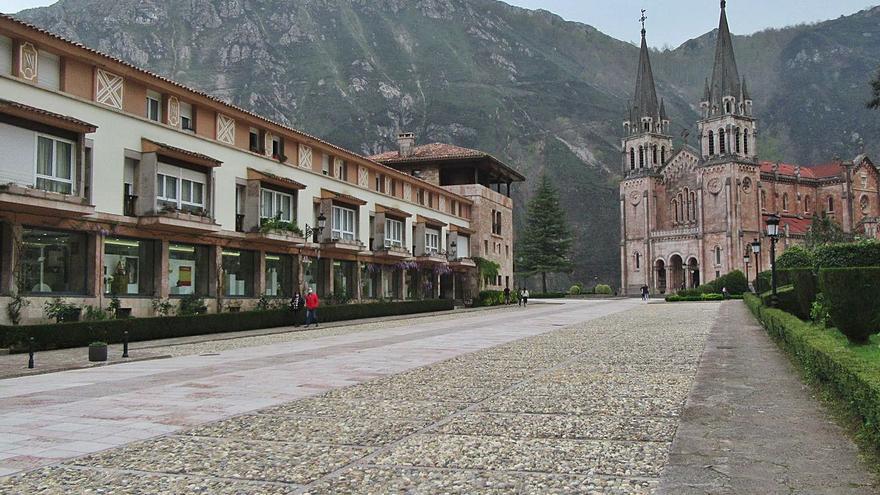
375;204;412;219
319;188;367;206
142;139;222;168
0;98;97;133
247;168;306;190
448;224;475;235
416;214;448;228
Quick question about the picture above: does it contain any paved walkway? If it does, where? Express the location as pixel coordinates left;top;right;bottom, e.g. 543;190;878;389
657;301;877;494
0;299;637;478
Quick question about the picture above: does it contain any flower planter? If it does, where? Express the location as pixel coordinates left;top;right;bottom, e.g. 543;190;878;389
88;344;108;362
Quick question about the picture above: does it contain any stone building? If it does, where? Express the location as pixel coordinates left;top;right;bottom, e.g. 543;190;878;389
0;15;491;324
371;136;524;294
619;1;880;295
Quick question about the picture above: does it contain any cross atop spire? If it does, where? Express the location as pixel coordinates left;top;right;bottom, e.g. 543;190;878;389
640;9;647;36
629;12;660;127
705;0;741;109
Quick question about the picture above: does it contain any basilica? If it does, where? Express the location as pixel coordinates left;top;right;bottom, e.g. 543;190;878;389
619;0;880;296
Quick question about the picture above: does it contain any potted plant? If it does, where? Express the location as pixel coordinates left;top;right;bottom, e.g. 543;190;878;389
88;341;108;362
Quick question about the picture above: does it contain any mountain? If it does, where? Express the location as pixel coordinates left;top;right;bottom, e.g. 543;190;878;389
15;0;880;288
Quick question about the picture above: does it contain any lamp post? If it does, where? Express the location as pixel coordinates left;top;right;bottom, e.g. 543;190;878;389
766;214;781;307
743;248;751;285
751;238;761;292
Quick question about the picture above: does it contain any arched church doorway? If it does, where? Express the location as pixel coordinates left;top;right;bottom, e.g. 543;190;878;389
687;257;700;288
670;255;685;291
655;259;667;294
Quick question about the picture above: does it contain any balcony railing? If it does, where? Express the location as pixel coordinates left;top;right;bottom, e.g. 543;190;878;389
124;194;138;217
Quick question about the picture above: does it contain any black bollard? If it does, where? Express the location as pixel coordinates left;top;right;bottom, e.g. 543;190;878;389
122;331;129;358
27;337;34;369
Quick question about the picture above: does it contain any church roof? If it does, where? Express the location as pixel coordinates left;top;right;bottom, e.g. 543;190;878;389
707;1;742;105
759;161;845;180
764;214;811;235
630;27;661;122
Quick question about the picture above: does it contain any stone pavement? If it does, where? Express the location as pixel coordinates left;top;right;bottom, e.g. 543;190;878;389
657;301;877;494
0;298;638;479
1;301;715;493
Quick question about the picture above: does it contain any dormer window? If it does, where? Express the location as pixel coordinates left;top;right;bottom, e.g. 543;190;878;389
643;122;649;131
180;102;194;132
271;136;283;160
37;50;60;90
146;90;162;122
248;128;260;153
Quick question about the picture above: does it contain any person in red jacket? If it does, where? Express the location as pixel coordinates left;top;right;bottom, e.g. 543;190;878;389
304;288;320;328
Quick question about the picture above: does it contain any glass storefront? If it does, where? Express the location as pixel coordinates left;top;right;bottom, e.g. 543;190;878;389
103;237;155;296
361;263;381;299
169;243;210;296
265;253;293;298
333;260;356;301
22;228;88;294
222;249;256;297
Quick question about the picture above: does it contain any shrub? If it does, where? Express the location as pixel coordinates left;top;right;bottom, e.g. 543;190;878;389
819;267;880;344
594;284;613;295
744;294;880;452
776;246;814;269
810;293;831;327
1;299;455;352
789;268;817;320
760;285;800;316
569;285;582;295
665;293;725;302
475;290;505;307
702;270;749;295
812;240;880;270
43;298;80;323
755;271;772;294
677;288;703;297
178;294;207;316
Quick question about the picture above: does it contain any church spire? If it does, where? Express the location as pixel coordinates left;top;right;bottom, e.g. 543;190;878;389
707;0;741;110
630;9;660;127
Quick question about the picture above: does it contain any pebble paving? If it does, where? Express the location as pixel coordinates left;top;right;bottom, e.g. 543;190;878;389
0;302;718;494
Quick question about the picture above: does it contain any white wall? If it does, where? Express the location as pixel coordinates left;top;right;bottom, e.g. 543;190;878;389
0;122;37;186
0;75;471;239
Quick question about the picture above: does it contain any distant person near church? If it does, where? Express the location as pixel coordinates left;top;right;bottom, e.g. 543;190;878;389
641;285;649;302
290;291;304;327
304;288;320;328
504;287;511;305
521;288;529;307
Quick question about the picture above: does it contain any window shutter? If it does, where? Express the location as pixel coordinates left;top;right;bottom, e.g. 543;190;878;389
37;51;60;90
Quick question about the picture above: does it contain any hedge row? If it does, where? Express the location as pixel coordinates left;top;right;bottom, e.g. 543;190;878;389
666;294;743;302
0;299;455;352
819;268;880;344
744;294;880;453
473;290;520;307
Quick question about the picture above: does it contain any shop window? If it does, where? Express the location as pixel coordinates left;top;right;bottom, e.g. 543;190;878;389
361;263;381;299
22;228;88;295
146;90;162;122
168;243;210;296
222;249;255;297
331;205;356;241
302;257;317;293
103;237;155;296
260;188;294;222
385;218;403;247
265;253;293;298
35;134;74;194
333;260;356;300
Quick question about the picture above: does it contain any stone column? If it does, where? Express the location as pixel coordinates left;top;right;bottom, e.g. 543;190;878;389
373;212;387;251
318;199;333;243
0;223;22;295
254;251;266;297
414;223;427;256
244;179;261;232
136;152;158;216
157;239;170;299
355;261;363;301
209;245;222;300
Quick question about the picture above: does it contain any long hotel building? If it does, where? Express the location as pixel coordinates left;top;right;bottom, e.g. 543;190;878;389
0;15;520;324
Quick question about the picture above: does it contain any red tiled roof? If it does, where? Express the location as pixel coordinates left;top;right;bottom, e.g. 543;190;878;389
0;98;97;132
759;161;844;179
763;213;811;235
369;143;487;162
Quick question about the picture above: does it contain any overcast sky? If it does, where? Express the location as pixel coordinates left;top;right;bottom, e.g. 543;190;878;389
4;0;876;48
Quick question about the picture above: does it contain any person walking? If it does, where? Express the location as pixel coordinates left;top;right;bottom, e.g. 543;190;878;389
289;291;304;327
503;286;511;305
304;288;320;328
517;288;523;307
521;288;529;307
722;286;730;300
641;285;649;302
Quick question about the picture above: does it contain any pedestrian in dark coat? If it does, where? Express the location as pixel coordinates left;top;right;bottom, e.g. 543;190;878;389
290;292;304;327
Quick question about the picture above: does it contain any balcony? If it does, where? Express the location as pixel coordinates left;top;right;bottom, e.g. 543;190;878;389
320;237;366;253
138;206;221;233
246;219;306;245
415;250;449;265
0;182;95;217
447;257;477;270
373;243;412;260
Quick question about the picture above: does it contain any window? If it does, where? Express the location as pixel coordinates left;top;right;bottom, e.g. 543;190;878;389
265;253;294;297
35;134;74;194
638;146;644;168
390;179;397;197
321;155;330;176
828;196;834;212
0;35;11;75
708;131;715;156
168;243;210;296
235;184;246;231
629;148;635;170
652;145;657;165
103;237;155;296
735;128;741;153
333;260;356;299
385;218;403;247
260;188;294;222
37;50;60;90
425;229;440;254
418;189;426;206
376;173;385;193
744;130;750;155
156;164;207;212
222;249;256;297
334;159;347;181
715;246;722;265
457;235;470;258
180;102;194;132
146;90;162;122
673;199;679;223
782;193;789;211
725;100;731;113
271;136;284;159
634;252;641;270
331;205;356;241
21;228;88;295
661;146;666;164
249;128;261;153
804;195;811;214
719;128;726;154
761;190;766;210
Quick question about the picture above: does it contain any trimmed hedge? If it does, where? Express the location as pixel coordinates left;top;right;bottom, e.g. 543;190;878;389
776;245;814;269
744;293;880;453
473;290;518;307
819;268;880;344
666;293;729;302
790;268;818;321
755;269;793;294
0;299;455;352
594;284;613;295
813;240;880;270
760;285;800;317
699;270;749;295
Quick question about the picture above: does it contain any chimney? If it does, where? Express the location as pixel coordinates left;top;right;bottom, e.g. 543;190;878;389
397;132;416;158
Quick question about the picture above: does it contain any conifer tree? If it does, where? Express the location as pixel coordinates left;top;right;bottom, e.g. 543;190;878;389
519;175;573;293
805;213;851;248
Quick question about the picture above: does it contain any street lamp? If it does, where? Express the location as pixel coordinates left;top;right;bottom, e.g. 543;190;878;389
743;247;751;285
751;238;761;291
304;211;327;243
766;214;781;306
